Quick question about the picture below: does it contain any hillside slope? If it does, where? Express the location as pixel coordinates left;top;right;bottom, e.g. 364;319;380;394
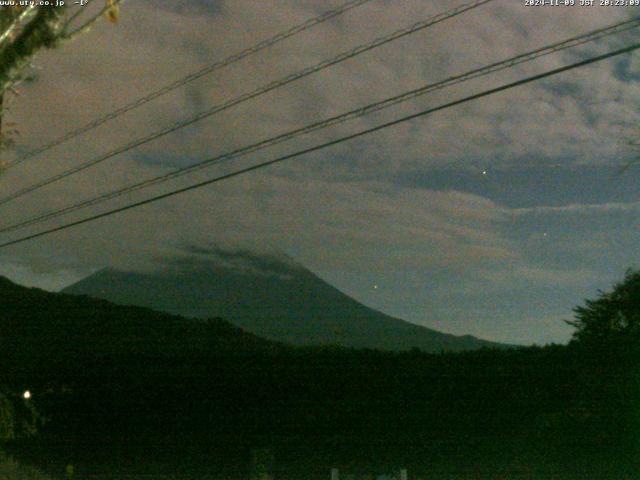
0;275;277;385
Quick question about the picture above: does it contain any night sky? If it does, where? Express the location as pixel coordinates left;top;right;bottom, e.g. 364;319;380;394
0;0;639;345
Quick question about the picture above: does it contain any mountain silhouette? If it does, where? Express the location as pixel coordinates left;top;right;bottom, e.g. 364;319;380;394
63;248;505;352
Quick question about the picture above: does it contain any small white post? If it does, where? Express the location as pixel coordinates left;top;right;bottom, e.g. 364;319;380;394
331;468;340;480
400;468;408;480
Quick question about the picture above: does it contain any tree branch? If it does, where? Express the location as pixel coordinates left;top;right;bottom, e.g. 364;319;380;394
62;0;124;41
0;6;37;48
0;7;67;96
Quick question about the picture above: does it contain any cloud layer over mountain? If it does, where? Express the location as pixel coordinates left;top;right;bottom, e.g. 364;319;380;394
0;0;638;344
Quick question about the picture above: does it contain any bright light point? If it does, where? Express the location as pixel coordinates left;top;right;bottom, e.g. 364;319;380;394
374;285;378;289
543;232;548;237
23;390;31;400
482;170;487;175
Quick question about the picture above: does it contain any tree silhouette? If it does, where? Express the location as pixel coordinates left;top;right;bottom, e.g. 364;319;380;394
0;1;121;149
567;268;640;345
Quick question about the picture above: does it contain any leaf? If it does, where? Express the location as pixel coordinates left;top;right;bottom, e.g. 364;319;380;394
105;0;119;24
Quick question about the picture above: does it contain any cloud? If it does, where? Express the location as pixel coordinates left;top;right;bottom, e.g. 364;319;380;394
0;0;637;344
511;200;640;216
7;0;637;181
480;265;601;290
0;175;513;275
166;244;300;280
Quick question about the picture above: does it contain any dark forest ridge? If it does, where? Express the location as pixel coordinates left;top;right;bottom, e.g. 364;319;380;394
63;249;507;352
0;273;279;384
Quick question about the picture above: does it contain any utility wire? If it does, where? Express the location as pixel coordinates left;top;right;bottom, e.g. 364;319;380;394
0;0;494;207
1;41;638;250
2;17;638;235
5;0;374;168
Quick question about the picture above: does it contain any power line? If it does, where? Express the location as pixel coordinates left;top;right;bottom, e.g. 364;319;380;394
5;0;375;168
1;41;638;250
0;0;494;207
2;17;638;235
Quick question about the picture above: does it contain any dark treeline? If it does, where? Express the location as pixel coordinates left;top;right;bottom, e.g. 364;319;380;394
1;274;638;478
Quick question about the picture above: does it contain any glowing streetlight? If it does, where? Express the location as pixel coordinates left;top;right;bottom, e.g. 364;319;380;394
23;390;31;400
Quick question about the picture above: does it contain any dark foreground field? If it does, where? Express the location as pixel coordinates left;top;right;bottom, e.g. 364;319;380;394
5;343;639;480
1;276;638;479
